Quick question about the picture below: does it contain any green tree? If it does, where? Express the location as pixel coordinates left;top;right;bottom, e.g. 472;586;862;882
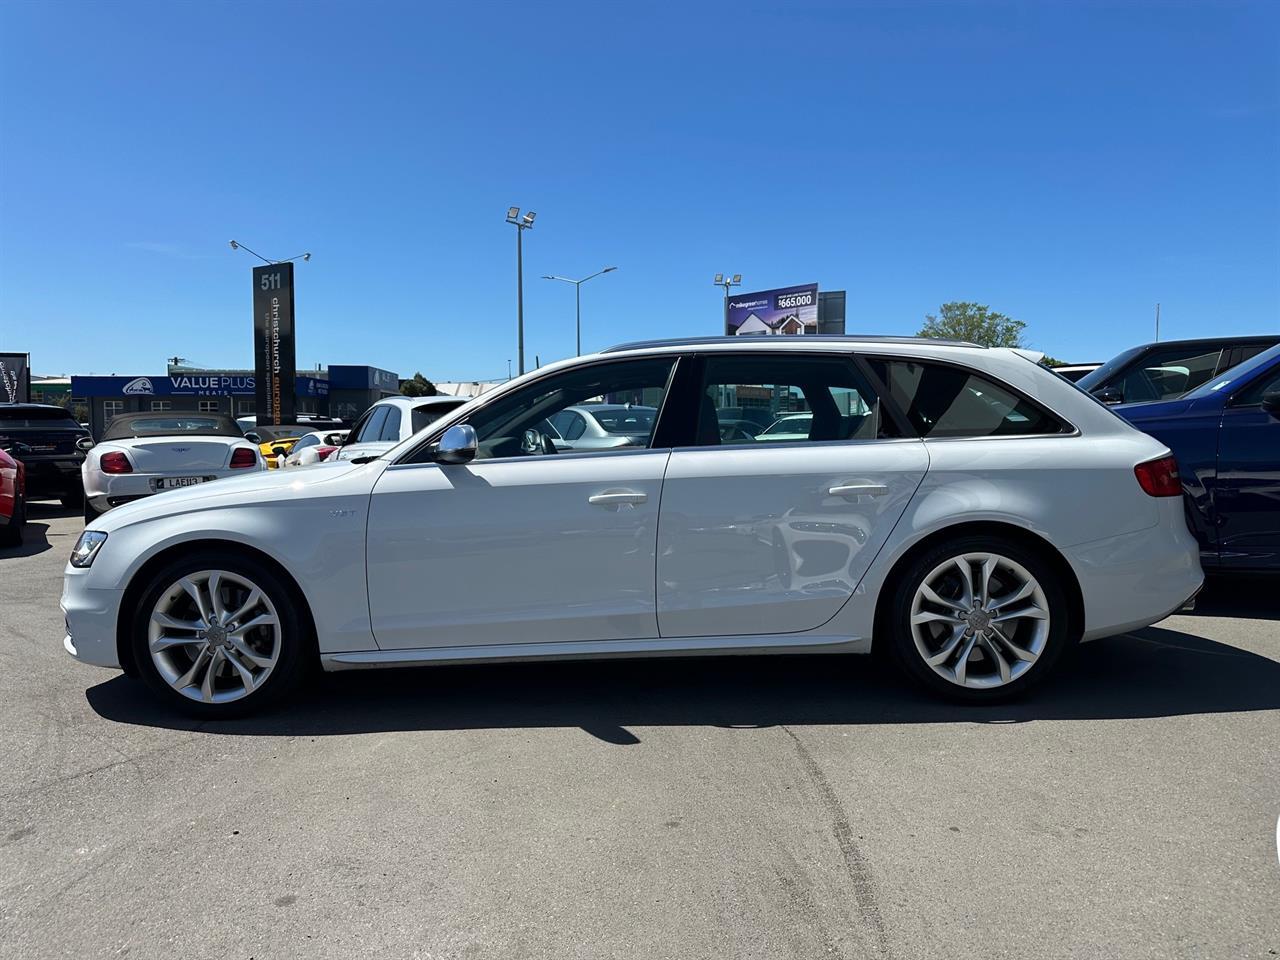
918;302;1026;348
399;372;437;397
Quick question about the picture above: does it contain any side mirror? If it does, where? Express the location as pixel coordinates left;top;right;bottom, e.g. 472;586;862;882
271;445;288;457
1262;392;1280;419
4;440;32;456
75;436;95;452
1095;386;1124;405
434;424;477;465
244;432;262;444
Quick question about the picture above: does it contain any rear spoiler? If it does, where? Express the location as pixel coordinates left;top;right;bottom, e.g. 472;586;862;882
1011;348;1047;364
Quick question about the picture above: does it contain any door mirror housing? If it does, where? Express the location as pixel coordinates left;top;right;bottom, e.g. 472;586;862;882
434;424;478;465
1261;391;1280;419
75;436;95;452
1095;386;1124;405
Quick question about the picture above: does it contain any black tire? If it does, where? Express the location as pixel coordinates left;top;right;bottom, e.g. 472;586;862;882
884;534;1071;703
83;498;102;525
61;489;83;510
130;549;312;718
0;492;23;547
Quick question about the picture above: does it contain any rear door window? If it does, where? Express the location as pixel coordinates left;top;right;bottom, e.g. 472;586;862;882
868;359;1067;438
353;407;389;443
694;354;893;446
379;406;403;441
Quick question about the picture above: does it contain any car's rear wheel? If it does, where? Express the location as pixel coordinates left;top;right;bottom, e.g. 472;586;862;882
886;535;1070;702
131;551;310;717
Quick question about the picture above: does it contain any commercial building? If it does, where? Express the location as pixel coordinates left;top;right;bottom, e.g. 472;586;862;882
70;363;398;437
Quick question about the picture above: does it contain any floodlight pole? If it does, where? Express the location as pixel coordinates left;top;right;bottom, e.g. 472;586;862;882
506;209;536;376
715;274;742;333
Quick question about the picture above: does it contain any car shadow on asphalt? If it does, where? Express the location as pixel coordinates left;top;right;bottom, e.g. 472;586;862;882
0;500;72;559
85;624;1280;742
1185;576;1280;622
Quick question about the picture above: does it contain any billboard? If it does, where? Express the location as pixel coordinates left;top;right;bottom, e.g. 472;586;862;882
71;374;328;399
252;263;297;426
725;283;819;336
0;352;31;403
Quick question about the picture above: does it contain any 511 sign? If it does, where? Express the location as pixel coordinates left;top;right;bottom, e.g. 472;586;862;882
251;263;297;426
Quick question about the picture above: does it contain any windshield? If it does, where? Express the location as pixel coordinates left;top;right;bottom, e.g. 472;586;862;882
762;415;811;435
1075;346;1145;392
0;407;80;428
1185;343;1280;399
589;406;657;435
103;415;242;439
253;425;308;442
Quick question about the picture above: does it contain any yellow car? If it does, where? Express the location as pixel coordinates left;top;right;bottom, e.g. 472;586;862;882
249;426;302;469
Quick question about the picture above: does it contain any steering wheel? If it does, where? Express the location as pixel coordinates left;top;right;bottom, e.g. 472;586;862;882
520;429;557;456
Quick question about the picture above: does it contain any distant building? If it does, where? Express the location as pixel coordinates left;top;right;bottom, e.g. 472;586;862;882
70;364;397;437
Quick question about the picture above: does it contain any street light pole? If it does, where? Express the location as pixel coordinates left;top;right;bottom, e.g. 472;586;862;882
714;273;742;332
505;208;537;375
542;266;618;356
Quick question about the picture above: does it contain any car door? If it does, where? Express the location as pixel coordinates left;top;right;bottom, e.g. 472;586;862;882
1213;364;1280;568
656;352;928;638
365;356;680;649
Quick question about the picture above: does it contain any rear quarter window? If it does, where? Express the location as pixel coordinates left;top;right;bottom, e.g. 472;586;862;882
869;359;1068;438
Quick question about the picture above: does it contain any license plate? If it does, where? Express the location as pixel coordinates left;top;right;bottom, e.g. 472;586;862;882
156;476;206;490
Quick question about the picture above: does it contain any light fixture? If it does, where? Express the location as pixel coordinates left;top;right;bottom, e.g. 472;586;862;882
522;211;536;225
506;206;520;222
732;274;742;284
714;273;723;284
302;252;312;262
229;240;240;250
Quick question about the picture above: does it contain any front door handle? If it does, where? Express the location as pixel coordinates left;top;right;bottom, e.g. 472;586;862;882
828;482;889;498
588;490;648;507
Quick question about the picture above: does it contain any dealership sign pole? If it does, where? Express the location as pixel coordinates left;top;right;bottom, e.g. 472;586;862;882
252;262;297;427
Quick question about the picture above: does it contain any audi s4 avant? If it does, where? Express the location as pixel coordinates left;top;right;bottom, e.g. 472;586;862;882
61;336;1203;717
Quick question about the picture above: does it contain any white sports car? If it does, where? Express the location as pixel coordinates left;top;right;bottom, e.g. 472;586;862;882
80;413;263;522
62;335;1202;718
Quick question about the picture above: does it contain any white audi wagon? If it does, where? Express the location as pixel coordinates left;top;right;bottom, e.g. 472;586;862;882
62;336;1202;716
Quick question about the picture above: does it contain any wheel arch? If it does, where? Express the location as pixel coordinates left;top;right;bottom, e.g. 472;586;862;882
871;520;1084;654
116;538;319;677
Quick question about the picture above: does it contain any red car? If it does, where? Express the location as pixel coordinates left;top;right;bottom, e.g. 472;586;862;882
0;445;26;546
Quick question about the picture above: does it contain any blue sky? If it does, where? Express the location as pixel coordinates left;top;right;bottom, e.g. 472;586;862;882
1;0;1276;380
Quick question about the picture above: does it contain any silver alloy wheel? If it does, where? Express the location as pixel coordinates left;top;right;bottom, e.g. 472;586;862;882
909;552;1051;690
147;569;282;703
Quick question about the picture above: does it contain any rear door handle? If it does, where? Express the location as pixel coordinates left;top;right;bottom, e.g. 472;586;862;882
828;482;889;498
588;490;648;507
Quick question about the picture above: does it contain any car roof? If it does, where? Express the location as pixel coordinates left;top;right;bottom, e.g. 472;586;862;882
602;334;982;354
1122;334;1279;351
0;402;71;412
373;395;469;411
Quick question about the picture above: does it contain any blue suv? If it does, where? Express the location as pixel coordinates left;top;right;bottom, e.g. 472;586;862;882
1115;344;1280;572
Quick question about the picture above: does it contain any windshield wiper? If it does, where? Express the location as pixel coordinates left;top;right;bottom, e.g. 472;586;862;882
350;455;380;464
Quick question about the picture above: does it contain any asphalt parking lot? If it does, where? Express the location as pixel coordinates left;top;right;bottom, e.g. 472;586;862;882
2;502;1278;960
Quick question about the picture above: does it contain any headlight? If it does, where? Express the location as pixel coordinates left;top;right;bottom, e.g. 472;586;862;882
70;531;108;568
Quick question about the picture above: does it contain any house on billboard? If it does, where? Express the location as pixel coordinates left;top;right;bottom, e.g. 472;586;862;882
733;312;811;336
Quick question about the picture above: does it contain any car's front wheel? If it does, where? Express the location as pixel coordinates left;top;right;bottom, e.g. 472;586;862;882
886;535;1071;702
131;551;310;717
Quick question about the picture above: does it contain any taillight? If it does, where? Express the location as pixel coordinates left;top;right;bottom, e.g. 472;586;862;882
316;446;337;460
1134;455;1181;497
100;452;132;474
229;447;258;469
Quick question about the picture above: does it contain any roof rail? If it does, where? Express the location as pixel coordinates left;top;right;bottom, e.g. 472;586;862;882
601;334;983;353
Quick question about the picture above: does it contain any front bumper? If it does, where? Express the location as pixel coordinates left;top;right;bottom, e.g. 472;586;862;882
61;567;124;669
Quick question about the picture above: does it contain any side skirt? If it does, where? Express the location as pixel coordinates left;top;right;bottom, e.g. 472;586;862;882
321;632;870;671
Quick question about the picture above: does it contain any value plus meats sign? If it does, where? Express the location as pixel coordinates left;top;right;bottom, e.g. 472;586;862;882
252;263;296;426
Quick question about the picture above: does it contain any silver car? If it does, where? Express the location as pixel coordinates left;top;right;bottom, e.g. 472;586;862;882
547;404;658;451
